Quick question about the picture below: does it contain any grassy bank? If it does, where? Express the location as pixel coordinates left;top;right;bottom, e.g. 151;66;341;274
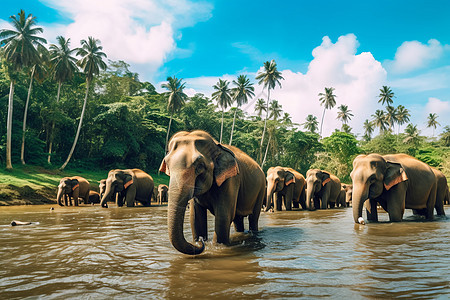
0;166;169;206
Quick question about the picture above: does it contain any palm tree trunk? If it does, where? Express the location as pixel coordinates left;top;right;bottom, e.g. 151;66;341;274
260;88;270;147
6;80;15;170
60;79;90;170
261;131;272;168
165;112;173;154
21;67;36;165
48;81;62;164
220;109;224;143
319;107;326;137
229;108;237;145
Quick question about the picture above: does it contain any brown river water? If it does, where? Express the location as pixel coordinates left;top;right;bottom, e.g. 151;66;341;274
0;204;449;299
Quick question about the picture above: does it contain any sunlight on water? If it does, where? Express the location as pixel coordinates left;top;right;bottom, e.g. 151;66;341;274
0;205;449;299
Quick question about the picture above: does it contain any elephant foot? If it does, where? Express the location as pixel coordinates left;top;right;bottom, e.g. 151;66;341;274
357;217;365;225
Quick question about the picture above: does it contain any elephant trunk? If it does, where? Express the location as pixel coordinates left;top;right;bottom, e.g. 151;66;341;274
352;183;369;224
305;182;315;210
100;184;114;208
265;181;276;211
167;172;205;255
56;188;64;206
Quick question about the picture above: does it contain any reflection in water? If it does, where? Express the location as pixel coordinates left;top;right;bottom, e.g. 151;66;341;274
0;205;449;299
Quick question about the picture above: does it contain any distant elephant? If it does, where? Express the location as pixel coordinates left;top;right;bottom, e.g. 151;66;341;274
266;166;306;211
432;168;447;216
351;153;437;224
88;191;101;204
157;184;168;205
341;183;353;207
100;169;154;208
99;179;107;199
305;169;342;210
159;130;266;255
57;176;90;206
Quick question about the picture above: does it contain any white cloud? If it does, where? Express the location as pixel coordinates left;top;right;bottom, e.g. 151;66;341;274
408;97;450;136
387;39;444;74
37;0;212;80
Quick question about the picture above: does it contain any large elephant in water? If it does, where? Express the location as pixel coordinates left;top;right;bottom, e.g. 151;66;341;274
159;130;266;255
351;153;438;224
57;176;90;206
266;166;306;211
305;169;343;210
100;169;154;208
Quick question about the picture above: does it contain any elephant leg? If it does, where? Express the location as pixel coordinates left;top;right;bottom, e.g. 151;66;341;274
425;185;437;220
116;193;124;207
365;199;378;222
233;215;244;232
248;188;264;232
125;187;137;207
313;197;320;210
64;194;68;206
213;184;238;244
292;201;299;208
386;185;406;222
435;199;445;216
190;199;208;241
320;189;330;209
284;186;293;211
329;202;335;208
275;193;283;211
299;188;306;210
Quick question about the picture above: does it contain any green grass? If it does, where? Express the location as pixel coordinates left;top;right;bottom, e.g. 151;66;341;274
0;165;169;205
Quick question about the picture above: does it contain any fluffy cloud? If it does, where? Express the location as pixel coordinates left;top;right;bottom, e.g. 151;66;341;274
39;0;212;80
387;39;444;74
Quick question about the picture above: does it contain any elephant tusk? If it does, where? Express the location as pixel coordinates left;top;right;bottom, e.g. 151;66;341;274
358;217;365;225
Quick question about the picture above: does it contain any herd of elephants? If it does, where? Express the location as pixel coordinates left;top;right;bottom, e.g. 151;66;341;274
56;130;449;255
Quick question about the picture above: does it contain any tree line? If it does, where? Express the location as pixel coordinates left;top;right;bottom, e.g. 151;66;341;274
1;10;449;183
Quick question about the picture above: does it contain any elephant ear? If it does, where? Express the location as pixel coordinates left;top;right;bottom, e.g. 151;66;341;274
321;171;331;186
123;174;133;189
71;179;79;191
285;171;295;186
159;159;170;176
384;162;408;191
214;144;239;187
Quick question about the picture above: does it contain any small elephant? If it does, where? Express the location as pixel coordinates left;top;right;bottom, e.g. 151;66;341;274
341;183;353;207
100;169;154;208
88;191;101;204
305;169;342;210
57;176;90;206
351;153;438;224
157;184;168;205
160;130;266;255
99;179;107;200
431;168;447;216
266;166;306;211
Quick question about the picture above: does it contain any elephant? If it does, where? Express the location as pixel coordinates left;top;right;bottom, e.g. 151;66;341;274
99;179;107;199
56;176;90;206
341;183;353;207
265;166;306;211
431;168;447;216
351;153;438;225
157;184;168;205
100;169;154;208
159;130;266;255
305;169;343;210
88;191;101;204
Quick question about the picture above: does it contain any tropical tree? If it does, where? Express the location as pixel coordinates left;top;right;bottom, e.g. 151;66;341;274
336;104;353;128
211;78;232;143
281;112;292;127
269;100;282;121
161;76;187;153
303;114;319;133
427;113;440;137
363;119;374;141
255;59;284;152
318;87;337;137
21;44;49;164
0;9;46;169
47;36;79;163
403;123;420;145
385;105;397;132
60;36;107;170
378;86;394;106
440;126;450;146
372;109;388;133
229;75;254;145
254;98;266;118
396;105;410;134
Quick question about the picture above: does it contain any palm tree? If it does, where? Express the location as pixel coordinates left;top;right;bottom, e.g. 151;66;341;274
47;36;78;163
372;109;388;133
281;112;292;127
161;76;187;153
21;44;49;165
229;75;254;145
254;98;266;118
318;87;337;137
385;105;398;132
378;86;395;106
396;105;410;134
60;37;107;170
212;79;232;143
403;123;420;144
0;10;46;169
336;104;353;127
426;113;440;137
269;100;282;121
440;126;450;146
255;59;284;151
363;119;374;140
302;114;319;133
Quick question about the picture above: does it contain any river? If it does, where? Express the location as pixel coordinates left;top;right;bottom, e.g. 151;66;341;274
0;205;449;299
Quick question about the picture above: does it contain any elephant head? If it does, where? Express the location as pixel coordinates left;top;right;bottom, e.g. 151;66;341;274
305;169;330;210
159;130;239;255
350;154;407;224
342;184;353;207
266;166;296;211
100;170;133;208
157;184;168;204
57;177;79;206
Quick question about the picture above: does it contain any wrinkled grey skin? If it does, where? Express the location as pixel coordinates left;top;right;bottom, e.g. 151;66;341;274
160;130;266;256
305;169;342;210
265;166;306;211
341;184;353;207
157;184;168;205
57;176;90;206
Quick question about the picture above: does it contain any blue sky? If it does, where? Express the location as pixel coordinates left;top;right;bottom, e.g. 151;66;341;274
1;0;449;137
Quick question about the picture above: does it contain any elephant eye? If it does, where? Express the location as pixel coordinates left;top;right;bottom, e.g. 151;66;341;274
196;162;206;174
